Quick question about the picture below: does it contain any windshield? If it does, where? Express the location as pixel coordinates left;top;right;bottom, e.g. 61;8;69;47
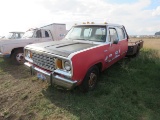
65;26;106;42
6;33;13;39
22;30;34;38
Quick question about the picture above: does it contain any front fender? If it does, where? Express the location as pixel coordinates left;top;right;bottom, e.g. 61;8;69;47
71;45;107;84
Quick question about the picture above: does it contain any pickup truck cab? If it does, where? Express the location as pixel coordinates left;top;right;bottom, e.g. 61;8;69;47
0;23;66;64
24;23;142;92
2;32;24;39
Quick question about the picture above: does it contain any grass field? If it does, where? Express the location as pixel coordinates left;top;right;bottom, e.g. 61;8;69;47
0;38;160;120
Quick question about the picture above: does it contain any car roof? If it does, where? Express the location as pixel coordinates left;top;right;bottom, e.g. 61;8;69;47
9;32;24;33
74;23;123;27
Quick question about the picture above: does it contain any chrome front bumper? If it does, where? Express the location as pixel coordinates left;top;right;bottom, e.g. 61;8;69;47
24;62;77;90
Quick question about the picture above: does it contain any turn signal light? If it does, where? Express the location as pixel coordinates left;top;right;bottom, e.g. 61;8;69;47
55;59;63;69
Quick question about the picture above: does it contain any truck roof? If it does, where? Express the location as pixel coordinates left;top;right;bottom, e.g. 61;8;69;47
74;23;123;27
9;32;24;33
41;23;66;28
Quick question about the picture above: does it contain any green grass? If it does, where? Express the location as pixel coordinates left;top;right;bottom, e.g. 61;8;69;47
0;48;160;120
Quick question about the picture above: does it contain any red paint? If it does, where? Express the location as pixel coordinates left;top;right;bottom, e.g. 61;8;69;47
71;39;128;85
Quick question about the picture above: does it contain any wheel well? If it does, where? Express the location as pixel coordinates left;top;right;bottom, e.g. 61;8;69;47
11;47;24;56
95;62;102;73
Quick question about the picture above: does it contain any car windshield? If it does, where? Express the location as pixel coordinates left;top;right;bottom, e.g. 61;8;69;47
22;30;34;38
6;33;13;39
65;26;106;42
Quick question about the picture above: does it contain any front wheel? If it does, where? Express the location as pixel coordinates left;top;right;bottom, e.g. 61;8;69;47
11;49;25;65
79;66;99;92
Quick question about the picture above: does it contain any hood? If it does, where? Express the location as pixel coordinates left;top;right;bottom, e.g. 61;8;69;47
26;39;97;57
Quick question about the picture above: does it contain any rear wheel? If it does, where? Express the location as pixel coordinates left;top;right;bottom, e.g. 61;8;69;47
11;49;25;65
79;66;99;92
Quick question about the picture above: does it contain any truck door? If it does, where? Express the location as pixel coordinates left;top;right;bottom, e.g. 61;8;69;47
33;30;42;43
116;27;128;58
41;29;53;42
104;27;120;68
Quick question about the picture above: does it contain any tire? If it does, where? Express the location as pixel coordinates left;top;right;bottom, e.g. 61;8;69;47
79;66;99;93
11;49;25;65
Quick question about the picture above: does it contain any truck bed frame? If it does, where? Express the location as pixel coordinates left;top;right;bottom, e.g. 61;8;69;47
126;40;144;56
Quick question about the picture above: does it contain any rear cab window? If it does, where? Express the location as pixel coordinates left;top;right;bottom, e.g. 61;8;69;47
116;27;126;41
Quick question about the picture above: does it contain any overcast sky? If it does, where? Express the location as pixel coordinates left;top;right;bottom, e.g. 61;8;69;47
0;0;160;36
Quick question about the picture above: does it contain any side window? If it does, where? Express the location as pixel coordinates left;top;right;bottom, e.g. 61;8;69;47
15;33;18;38
45;31;49;37
108;28;118;42
36;30;42;38
20;33;23;38
117;27;125;40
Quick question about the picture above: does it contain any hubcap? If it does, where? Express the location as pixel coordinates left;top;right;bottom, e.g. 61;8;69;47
16;53;24;63
88;72;97;88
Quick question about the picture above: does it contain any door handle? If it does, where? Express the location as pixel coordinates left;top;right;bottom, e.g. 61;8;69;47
104;50;108;52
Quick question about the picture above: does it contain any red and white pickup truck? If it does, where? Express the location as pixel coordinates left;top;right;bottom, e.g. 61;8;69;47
24;23;143;92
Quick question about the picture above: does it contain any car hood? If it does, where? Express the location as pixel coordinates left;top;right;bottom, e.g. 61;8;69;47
25;39;98;57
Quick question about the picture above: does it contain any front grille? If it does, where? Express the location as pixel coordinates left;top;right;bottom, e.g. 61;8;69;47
32;52;56;71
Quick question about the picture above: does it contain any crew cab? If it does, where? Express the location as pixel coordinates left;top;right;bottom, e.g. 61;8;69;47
0;23;66;64
24;23;143;92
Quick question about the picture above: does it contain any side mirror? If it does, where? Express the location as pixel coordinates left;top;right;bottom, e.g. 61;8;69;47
113;39;119;44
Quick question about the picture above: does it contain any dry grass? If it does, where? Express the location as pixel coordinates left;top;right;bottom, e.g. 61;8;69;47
129;38;160;56
129;38;160;50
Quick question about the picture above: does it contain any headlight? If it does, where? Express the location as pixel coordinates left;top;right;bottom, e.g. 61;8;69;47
64;61;71;71
26;50;32;59
55;59;71;71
